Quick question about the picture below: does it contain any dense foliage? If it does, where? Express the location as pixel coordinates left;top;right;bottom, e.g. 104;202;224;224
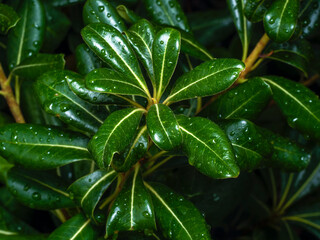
0;0;320;239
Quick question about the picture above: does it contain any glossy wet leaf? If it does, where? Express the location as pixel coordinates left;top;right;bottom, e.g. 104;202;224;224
7;0;45;70
66;70;127;105
221;119;273;171
260;128;310;172
0;156;13;183
6;167;74;210
153;28;181;100
300;0;320;38
125;19;156;81
143;0;191;32
42;2;71;52
0;123;92;170
263;0;300;42
147;104;182;151
202;77;272;120
75;43;105;76
261;76;320;140
81;23;150;98
244;0;273;23
0;3;19;34
68;169;117;221
85;68;148;98
116;5;141;24
112;126;148;172
166;58;245;103
48;214;97;240
106;167;156;237
35;70;109;134
12;54;65;80
227;0;252;59
88;108;144;169
83;0;126;33
177;115;239;179
145;182;211;240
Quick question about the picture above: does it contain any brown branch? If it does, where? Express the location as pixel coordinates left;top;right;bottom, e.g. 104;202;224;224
302;74;319;86
0;64;25;123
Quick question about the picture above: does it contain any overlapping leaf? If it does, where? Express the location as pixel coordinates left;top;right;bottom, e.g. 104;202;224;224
244;0;273;23
0;3;19;35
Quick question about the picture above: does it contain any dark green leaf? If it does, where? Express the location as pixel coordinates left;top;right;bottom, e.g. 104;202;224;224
7;0;45;70
260;128;310;171
83;0;126;33
112;126;148;172
221;119;273;171
145;182;211;240
263;0;300;42
68;169;117;220
46;0;86;7
0;123;92;170
180;30;213;61
153;28;180;100
261;76;320;140
48;214;97;240
143;0;191;32
75;43;105;76
202;77;272;120
42;3;71;52
0;3;19;34
147;104;182;151
116;5;141;24
177;115;239;179
125;19;156;82
66;70;127;105
300;0;320;38
106;167;156;237
227;0;252;60
0;234;47;240
165;58;245;104
244;0;273;23
88;108;144;169
81;23;151;98
0;156;13;183
85;68;148;98
12;54;65;80
6;167;74;210
35;70;109;134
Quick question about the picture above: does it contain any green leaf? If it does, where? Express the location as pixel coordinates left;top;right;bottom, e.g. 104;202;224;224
66;70;127;105
221;119;273;171
227;0;252;60
165;58;245;104
42;2;71;52
260;128;310;171
143;0;191;32
47;0;86;7
116;5;142;24
6;167;74;210
81;23;150;98
177;115;239;179
144;182;211;240
202;77;272;120
244;0;273;23
0;156;13;183
125;19;156;82
88;108;144;169
0;234;47;240
153;28;181;100
147;104;182;151
7;0;45;70
106;167;156;237
35;70;109;134
0;123;92;170
12;54;65;80
83;0;126;33
48;214;97;240
261;76;320;140
263;0;300;42
85;68;148;98
0;3;19;34
68;169;117;221
75;43;105;76
300;0;320;39
112;126;148;172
